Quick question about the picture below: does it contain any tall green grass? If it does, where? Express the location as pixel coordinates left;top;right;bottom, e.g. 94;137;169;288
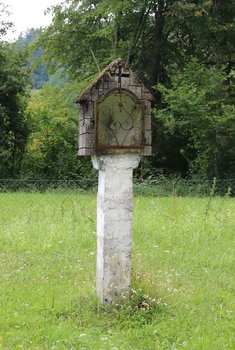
0;192;234;349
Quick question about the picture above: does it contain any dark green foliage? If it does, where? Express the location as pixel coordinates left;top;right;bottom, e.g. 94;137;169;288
0;42;30;178
154;59;235;179
27;0;234;180
20;81;96;183
1;1;235;180
38;0;235;89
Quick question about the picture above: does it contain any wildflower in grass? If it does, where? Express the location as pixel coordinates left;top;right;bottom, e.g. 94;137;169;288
79;333;86;338
101;336;108;341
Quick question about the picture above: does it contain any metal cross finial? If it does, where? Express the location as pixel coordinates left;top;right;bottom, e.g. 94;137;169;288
118;65;122;90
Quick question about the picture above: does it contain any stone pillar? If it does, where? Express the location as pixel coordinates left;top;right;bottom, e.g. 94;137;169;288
92;154;140;303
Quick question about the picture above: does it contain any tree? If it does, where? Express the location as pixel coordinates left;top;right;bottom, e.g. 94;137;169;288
0;40;30;178
21;80;95;182
0;2;13;39
155;59;235;179
38;1;234;91
0;3;31;178
31;0;235;178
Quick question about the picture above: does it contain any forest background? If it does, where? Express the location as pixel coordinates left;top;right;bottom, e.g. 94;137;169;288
0;0;234;183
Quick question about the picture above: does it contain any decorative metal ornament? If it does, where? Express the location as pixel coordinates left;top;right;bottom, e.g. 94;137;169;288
96;89;144;150
77;58;153;156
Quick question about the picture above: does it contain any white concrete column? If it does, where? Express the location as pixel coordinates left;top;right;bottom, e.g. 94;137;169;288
92;154;140;303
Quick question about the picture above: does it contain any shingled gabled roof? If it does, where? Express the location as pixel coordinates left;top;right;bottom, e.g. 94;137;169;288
77;58;153;156
76;58;153;102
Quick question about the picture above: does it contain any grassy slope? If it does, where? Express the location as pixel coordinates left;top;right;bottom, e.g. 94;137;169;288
0;193;234;350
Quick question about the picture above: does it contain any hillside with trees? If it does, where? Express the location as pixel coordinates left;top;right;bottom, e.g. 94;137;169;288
0;0;234;181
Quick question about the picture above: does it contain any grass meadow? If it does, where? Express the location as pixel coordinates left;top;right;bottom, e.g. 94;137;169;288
0;192;234;350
